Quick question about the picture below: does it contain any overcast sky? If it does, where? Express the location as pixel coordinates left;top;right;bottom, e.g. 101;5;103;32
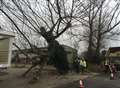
0;0;120;55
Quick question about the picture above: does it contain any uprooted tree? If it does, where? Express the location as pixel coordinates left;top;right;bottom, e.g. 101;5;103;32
0;0;84;75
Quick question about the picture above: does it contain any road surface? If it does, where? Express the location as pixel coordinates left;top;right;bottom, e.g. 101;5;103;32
55;73;120;88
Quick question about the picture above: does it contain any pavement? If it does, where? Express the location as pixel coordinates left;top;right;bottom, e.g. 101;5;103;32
83;76;120;88
0;68;92;88
1;68;120;88
55;72;120;88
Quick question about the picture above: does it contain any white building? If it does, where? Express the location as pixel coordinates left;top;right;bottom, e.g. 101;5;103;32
0;31;15;68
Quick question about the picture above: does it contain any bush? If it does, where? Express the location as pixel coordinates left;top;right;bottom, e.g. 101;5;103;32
87;63;103;72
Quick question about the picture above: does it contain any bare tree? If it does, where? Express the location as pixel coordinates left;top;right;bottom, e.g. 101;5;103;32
90;0;120;62
67;0;120;63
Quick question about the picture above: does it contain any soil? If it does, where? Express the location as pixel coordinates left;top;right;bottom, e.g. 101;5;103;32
0;67;89;88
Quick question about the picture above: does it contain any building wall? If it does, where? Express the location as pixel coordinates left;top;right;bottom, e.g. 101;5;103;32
105;48;120;64
109;51;120;57
62;45;77;64
0;38;9;64
12;45;78;65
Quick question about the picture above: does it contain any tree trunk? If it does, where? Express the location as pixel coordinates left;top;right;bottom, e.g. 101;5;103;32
87;25;93;61
95;34;102;64
22;64;36;77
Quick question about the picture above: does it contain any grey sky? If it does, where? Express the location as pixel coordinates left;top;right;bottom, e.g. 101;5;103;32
0;0;120;55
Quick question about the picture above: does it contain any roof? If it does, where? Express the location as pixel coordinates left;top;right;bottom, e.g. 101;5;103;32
13;45;77;54
109;47;120;53
0;31;15;37
62;45;77;51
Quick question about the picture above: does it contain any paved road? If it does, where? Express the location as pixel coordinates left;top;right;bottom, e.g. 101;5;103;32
83;76;120;88
55;73;120;88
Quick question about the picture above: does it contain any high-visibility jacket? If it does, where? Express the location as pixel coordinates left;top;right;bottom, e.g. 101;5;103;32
80;60;83;66
105;60;108;65
80;60;87;68
83;60;87;68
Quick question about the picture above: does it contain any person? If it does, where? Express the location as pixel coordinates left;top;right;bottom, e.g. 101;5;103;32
111;63;117;74
109;63;117;79
104;59;109;73
74;57;80;73
83;58;87;71
80;57;87;73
